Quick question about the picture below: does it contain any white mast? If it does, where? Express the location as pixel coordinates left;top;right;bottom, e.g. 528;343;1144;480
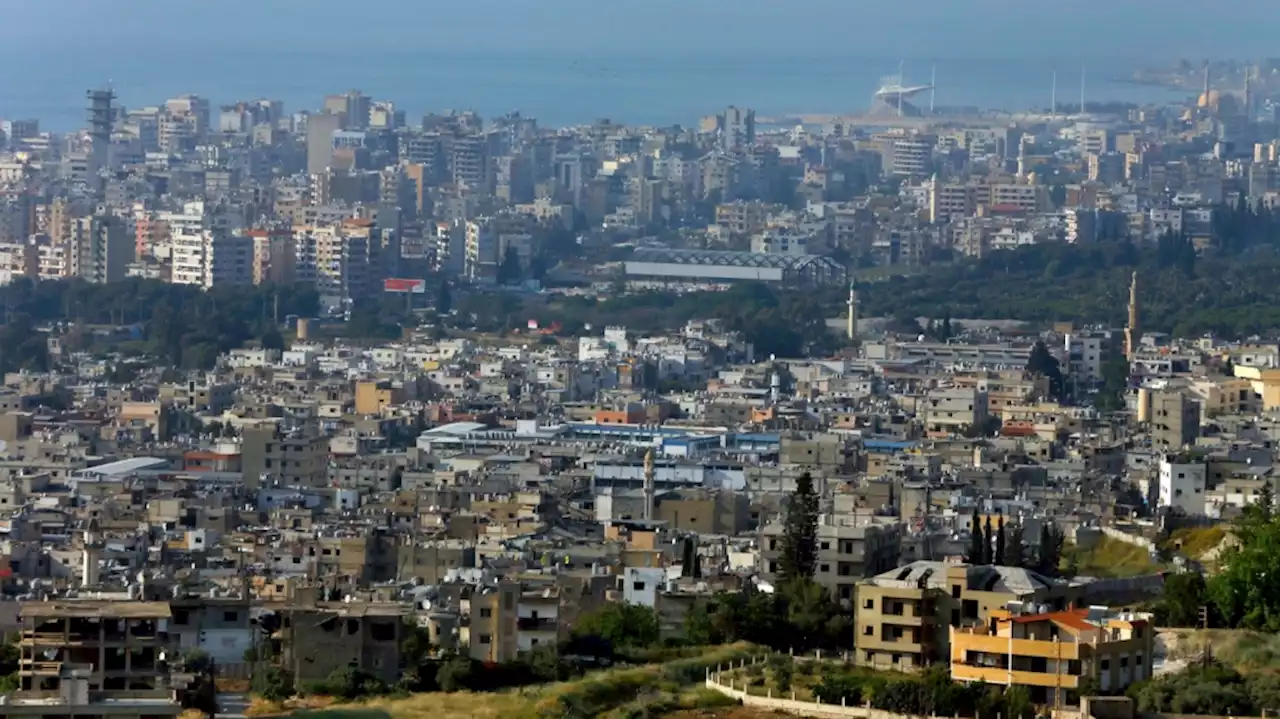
1051;70;1057;119
1080;63;1086;115
930;63;937;114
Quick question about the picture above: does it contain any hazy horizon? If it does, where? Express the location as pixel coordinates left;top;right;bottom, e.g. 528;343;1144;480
1;1;1270;129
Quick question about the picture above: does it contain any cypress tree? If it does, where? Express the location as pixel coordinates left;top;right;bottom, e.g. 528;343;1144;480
778;472;819;585
967;506;983;563
982;516;994;565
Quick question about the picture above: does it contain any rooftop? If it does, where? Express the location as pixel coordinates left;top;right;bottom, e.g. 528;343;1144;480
20;600;173;619
864;561;1065;595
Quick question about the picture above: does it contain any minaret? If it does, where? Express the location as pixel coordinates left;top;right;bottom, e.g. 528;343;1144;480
1124;271;1140;359
846;282;858;342
642;448;655;521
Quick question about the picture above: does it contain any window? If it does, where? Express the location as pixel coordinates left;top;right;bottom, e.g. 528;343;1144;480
864;626;873;636
820;542;830;551
1100;658;1110;671
479;608;491;618
1120;656;1128;668
633;582;646;591
952;584;961;599
223;611;238;622
479;634;491;644
864;598;875;610
892;653;901;664
819;564;830;574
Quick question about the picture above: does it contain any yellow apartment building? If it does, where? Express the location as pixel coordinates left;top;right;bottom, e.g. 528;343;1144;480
855;562;1078;672
950;605;1154;707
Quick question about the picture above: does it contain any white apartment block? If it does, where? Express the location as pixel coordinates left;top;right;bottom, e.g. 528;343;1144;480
0;241;36;285
1158;456;1207;515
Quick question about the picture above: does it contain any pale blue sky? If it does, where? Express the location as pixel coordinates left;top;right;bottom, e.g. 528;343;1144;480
8;0;1279;59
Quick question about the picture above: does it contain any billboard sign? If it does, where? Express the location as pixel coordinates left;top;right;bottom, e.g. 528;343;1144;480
384;278;427;294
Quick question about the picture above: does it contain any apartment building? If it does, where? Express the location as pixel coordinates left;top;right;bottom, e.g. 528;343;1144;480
464;581;521;664
172;228;252;289
69;211;131;284
13;600;182;718
1157;453;1207;515
278;603;408;685
248;228;297;285
0;239;37;285
1139;386;1201;450
760;521;901;603
928;181;976;223
239;424;328;489
715;200;774;236
855;562;1078;672
987;184;1046;213
922;387;990;436
950;605;1153;706
310;223;374;301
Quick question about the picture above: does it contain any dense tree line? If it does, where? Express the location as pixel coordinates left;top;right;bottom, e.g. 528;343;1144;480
0;278;320;372
858;200;1280;339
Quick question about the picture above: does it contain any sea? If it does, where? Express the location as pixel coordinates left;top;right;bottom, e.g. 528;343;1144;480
0;52;1191;133
0;0;1271;132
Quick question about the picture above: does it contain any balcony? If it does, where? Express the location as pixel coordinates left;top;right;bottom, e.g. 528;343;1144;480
951;663;1080;690
858;635;926;654
517;617;557;632
952;632;1082;661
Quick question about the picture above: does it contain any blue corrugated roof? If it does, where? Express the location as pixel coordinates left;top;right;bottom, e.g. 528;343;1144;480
864;439;918;451
734;433;780;443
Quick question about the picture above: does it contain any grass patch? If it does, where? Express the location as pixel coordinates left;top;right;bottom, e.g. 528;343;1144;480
1065;536;1162;578
282;644;759;719
1162;526;1228;559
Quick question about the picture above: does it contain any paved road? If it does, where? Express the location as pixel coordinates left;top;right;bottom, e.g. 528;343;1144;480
217;693;250;719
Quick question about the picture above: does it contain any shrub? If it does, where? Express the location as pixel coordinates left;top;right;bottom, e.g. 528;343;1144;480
435;655;476;693
251;667;293;702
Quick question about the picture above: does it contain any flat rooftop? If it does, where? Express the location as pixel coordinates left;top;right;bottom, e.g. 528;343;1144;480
20;600;173;620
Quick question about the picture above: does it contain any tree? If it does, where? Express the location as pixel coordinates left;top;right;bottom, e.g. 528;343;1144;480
1160;572;1210;627
498;245;523;285
1007;523;1026;569
1258;481;1275;520
982;516;994;565
967;507;983;564
251;667;293;701
1037;524;1064;577
681;537;697;577
436;280;452;314
1026;340;1065;400
434;655;475;692
1209;495;1280;630
995;515;1007;566
778;472;820;584
1097;357;1131;412
260;328;285;352
572;602;660;649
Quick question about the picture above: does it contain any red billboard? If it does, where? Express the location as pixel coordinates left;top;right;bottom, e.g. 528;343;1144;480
383;278;427;294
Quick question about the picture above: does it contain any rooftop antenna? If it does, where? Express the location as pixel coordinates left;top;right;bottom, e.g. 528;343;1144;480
930;63;937;114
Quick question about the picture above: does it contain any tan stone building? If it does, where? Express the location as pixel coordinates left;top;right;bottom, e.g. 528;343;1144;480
855;562;1078;672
